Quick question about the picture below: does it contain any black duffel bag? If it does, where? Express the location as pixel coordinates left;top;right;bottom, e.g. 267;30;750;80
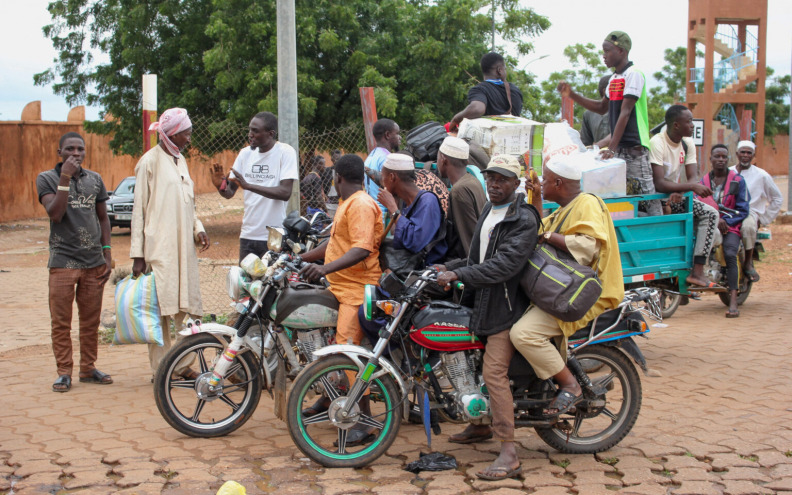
406;121;448;162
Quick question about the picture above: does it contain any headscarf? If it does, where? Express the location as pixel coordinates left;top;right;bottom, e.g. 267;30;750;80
149;108;192;156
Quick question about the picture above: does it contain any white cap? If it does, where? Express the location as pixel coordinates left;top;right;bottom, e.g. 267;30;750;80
382;153;415;171
737;140;756;152
545;153;588;180
439;136;469;160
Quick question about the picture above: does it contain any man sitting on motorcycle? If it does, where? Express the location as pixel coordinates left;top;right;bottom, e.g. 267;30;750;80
515;154;624;416
700;144;750;318
300;154;384;445
437;155;538;481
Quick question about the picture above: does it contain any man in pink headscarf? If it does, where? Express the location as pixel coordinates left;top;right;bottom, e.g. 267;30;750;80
130;108;210;378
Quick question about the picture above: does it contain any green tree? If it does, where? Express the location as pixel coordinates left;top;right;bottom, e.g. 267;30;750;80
35;0;549;155
763;72;790;138
531;42;608;124
647;46;701;126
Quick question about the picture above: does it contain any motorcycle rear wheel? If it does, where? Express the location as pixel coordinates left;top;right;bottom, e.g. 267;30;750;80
659;290;681;319
154;334;262;437
718;279;752;307
287;355;402;468
535;344;641;454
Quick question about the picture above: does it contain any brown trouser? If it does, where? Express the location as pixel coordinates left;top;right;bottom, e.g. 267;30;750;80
48;265;106;376
483;329;515;442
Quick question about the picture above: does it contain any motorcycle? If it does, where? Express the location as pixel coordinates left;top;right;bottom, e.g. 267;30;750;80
153;211;337;438
286;268;661;468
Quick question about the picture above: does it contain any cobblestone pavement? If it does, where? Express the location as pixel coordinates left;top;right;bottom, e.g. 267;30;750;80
2;290;791;495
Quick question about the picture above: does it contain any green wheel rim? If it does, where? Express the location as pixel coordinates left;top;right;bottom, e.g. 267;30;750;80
297;364;394;460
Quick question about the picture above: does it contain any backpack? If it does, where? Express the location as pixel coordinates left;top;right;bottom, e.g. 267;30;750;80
406;122;448;162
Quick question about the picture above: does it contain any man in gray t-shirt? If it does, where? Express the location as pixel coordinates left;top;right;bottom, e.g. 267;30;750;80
36;132;114;392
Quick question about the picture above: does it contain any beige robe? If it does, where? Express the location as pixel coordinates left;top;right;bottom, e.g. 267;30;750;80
130;146;204;316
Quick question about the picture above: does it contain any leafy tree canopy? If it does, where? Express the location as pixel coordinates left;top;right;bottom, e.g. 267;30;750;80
35;0;549;155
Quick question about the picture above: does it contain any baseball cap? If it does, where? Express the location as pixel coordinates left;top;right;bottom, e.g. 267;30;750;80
483;154;521;178
605;31;632;52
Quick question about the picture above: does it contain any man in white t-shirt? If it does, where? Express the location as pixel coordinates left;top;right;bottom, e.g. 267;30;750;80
649;105;719;288
730;140;783;282
210;112;299;261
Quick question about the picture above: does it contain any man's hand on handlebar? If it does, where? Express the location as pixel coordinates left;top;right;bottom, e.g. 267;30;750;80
299;263;327;283
436;271;459;290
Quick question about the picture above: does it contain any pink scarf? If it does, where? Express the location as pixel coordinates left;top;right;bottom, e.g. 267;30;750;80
149;108;192;157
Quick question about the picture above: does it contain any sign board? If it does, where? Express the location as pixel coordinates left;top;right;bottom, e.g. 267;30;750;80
650;119;705;147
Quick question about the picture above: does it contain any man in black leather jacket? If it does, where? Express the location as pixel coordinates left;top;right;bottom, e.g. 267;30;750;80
437;155;538;481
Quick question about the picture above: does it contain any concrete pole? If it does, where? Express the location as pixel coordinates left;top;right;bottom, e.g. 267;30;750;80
142;74;157;152
277;0;300;214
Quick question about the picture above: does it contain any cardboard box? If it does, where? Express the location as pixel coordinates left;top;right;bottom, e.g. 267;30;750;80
457;115;545;174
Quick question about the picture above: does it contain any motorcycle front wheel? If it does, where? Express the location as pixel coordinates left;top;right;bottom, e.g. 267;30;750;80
535;344;641;454
287;355;402;468
154;333;262;437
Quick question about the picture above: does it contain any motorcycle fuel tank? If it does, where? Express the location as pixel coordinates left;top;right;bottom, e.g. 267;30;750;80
409;301;485;352
271;285;339;329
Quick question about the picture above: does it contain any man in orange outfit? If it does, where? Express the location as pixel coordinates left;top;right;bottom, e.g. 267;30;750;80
300;153;384;446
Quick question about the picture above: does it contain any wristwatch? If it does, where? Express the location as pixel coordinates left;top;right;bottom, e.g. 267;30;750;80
543;232;552;242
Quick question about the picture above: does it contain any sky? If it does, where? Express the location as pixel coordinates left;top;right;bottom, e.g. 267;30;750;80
1;0;791;122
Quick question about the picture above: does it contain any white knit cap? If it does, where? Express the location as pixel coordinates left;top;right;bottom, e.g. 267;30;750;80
439;136;469;160
737;140;756;151
545;153;587;180
382;153;415;171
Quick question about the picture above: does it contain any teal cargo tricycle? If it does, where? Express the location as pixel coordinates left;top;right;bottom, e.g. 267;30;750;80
566;191;753;318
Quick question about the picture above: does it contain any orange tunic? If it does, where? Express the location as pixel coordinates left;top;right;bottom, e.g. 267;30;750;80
325;190;383;305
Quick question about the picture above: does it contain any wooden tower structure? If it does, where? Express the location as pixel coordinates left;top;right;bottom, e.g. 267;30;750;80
686;0;767;169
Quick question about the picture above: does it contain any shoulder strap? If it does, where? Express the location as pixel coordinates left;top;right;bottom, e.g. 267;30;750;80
403;190;427;219
503;80;513;115
681;139;688;155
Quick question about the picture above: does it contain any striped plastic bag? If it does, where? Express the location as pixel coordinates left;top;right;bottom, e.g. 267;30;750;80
113;273;163;345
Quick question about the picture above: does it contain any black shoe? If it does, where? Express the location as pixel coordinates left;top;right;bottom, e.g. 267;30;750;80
302;395;331;418
334;425;375;448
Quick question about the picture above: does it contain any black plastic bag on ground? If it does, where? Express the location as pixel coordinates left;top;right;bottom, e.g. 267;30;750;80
403;451;458;473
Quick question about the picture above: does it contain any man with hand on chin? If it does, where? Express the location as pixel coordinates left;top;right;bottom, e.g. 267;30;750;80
131;108;210;377
437;155;538;481
37;132;114;392
210;112;298;261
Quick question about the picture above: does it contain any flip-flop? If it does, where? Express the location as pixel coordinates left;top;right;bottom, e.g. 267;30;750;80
725;309;740;318
476;464;522;481
544;389;583;417
52;375;71;393
745;268;760;282
79;369;113;384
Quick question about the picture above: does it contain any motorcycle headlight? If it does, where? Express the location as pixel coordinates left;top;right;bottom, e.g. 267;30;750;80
226;267;251;301
363;284;377;321
267;227;284;253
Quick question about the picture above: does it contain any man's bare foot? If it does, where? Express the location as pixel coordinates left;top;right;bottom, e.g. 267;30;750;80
476;441;521;480
449;424;493;444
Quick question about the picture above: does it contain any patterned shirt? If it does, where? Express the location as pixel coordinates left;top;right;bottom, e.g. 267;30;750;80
36;163;109;269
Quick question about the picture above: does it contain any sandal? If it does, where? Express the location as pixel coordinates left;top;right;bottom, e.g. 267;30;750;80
449;428;494;444
53;375;71;393
688;281;724;291
302;396;331;418
544;389;583;417
79;369;113;385
745;268;760;282
725;309;740;318
476;464;522;481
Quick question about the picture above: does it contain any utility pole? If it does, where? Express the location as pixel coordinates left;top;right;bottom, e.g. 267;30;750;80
277;0;300;214
490;1;496;51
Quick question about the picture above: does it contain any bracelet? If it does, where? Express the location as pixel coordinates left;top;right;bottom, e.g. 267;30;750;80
61;173;72;179
57;185;70;192
102;245;112;250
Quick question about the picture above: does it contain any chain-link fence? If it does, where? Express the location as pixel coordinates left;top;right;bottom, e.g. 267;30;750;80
185;119;370;319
